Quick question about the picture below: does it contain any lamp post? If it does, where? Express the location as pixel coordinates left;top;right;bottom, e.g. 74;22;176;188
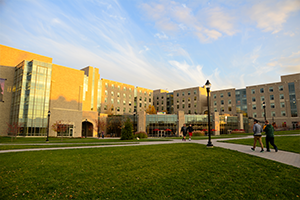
46;111;50;142
262;102;266;122
85;119;87;138
205;80;213;148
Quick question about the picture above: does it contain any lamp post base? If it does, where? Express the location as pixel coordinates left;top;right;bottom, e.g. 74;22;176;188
206;142;214;148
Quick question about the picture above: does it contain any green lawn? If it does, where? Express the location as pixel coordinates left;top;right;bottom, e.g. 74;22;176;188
221;136;300;153
274;130;300;135
1;143;299;199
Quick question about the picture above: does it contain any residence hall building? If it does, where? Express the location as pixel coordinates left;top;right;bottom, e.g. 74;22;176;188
0;44;153;137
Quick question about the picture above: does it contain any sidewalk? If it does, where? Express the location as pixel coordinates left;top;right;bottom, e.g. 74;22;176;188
0;136;299;168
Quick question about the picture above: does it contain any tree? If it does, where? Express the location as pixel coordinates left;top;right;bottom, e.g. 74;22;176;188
94;117;107;137
6;122;23;141
107;116;126;137
146;105;156;114
121;118;133;140
51;121;68;141
105;104;115;115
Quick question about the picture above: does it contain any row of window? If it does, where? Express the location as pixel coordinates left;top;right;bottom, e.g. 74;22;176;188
251;85;283;94
103;106;132;113
253;111;286;118
176;91;197;96
174;104;197;109
104;83;152;96
252;102;285;110
213;92;231;98
252;94;284;102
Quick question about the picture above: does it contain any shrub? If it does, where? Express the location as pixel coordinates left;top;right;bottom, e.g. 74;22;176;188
120;118;134;140
193;131;205;136
231;129;245;134
134;131;148;138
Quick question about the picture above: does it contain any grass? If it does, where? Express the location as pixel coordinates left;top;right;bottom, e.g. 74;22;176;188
0;143;299;199
221;135;300;153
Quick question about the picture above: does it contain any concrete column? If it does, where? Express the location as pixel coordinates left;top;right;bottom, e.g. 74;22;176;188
212;112;220;135
238;113;244;130
137;111;146;132
177;111;185;136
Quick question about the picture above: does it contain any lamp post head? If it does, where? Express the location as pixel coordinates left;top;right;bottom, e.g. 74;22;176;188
48;111;51;117
205;80;211;89
262;102;266;108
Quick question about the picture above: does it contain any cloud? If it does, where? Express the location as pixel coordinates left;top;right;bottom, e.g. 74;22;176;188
268;51;300;73
154;32;168;39
249;0;300;34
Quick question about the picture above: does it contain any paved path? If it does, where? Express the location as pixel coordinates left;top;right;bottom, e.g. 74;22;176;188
1;135;299;168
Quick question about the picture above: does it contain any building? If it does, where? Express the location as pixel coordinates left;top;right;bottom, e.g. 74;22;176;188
0;44;154;137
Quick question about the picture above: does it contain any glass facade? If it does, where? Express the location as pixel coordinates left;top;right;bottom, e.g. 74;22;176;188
235;89;247;116
288;82;298;117
10;60;52;136
146;115;177;136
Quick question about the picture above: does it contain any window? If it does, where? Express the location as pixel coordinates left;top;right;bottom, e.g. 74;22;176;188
194;90;197;94
220;93;223;98
280;102;285;108
105;90;108;95
105;83;108;87
117;92;120;97
123;108;126;112
149;98;151;102
139;103;142;107
188;92;190;95
261;96;265;101
251;89;255;94
253;113;257;118
214;108;217;112
228;92;231;97
177;99;179;103
228;107;232;111
188;104;191;108
157;102;159;105
139;90;142;94
260;88;264;93
252;104;256;110
194;103;197;108
280;94;284;99
281;111;286;116
123;100;126;105
270;95;274;100
144;104;147;108
161;96;164;99
221;100;224;105
144;97;147;101
213;94;216;99
129;88;132;91
182;104;185;108
104;105;107;110
182;99;185;103
139;97;142;101
144;91;147;95
111;99;114;103
129;95;131;99
271;103;275;108
129;108;132;112
161;106;164;110
117;107;120;112
188;98;191;102
177;93;179;97
182;92;184;96
123;87;126;91
149;92;151;96
271;111;275;117
111;91;114;96
157;96;159;100
252;97;256;102
279;86;283;91
214;101;217;106
161;101;164;104
177;105;179;109
118;85;120;90
221;107;224;112
123;94;126;98
112;84;114;88
269;87;273;92
194;97;197;101
129;101;131;106
105;98;107;103
228;100;231;104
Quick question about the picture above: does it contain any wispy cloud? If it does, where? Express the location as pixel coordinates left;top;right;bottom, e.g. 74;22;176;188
268;51;300;73
249;0;300;34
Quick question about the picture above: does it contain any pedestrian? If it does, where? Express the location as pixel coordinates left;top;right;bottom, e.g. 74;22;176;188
251;120;264;152
264;120;278;152
180;123;187;141
187;124;194;141
101;131;104;139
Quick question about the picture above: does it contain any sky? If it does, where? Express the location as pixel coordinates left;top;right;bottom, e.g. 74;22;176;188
0;0;300;92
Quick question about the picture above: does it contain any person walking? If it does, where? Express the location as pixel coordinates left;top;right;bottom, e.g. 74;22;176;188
251;120;264;152
187;124;194;141
264;120;278;152
180;124;188;141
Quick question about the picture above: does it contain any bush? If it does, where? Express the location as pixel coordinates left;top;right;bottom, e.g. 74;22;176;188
230;129;245;134
121;118;134;140
193;131;205;136
134;131;148;138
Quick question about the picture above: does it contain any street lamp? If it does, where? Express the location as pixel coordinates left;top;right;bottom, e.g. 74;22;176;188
46;111;50;142
205;80;213;148
262;102;266;122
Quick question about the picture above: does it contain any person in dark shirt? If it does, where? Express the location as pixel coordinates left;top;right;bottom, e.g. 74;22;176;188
264;120;278;152
180;124;187;141
187;124;194;141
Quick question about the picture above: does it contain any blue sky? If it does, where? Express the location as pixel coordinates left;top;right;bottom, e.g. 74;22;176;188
1;0;299;91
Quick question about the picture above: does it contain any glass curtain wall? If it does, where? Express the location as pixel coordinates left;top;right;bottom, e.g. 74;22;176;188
288;82;298;117
10;60;52;136
185;115;210;131
146;115;177;137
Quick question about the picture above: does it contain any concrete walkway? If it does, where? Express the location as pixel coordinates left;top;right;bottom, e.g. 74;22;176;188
0;135;299;168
